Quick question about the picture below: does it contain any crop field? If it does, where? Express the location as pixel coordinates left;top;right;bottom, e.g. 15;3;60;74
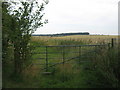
30;35;118;45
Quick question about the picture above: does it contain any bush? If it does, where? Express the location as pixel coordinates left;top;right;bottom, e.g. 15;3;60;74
91;47;120;88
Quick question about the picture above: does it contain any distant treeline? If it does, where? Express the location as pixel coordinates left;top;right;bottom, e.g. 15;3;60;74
32;32;89;37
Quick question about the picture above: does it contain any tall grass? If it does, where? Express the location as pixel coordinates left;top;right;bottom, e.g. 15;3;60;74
92;47;120;88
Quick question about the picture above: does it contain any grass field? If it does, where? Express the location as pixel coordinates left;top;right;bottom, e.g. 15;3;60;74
3;35;119;88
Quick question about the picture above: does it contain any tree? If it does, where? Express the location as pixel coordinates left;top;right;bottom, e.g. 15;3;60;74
3;0;49;76
2;2;13;64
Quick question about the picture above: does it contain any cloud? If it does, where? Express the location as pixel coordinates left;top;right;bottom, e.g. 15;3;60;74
35;0;119;35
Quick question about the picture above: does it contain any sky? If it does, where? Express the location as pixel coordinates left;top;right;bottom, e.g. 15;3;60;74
34;0;119;35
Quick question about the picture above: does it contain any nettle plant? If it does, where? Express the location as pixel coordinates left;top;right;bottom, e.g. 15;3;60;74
5;0;49;75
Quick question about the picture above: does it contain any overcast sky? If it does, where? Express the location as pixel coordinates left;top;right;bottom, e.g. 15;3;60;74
34;0;119;35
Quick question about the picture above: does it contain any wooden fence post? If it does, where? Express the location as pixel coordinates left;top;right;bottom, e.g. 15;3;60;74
45;46;48;72
111;38;114;48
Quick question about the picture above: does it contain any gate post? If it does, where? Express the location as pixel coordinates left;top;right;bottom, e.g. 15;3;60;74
111;38;114;48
